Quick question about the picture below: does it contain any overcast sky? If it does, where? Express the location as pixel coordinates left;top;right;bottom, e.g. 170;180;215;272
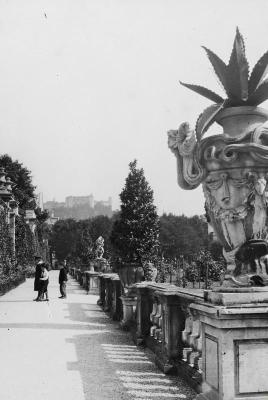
1;0;268;215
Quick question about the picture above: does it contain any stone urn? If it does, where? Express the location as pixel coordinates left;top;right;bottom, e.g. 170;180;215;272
117;262;144;291
168;29;268;288
205;107;268;286
169;106;268;287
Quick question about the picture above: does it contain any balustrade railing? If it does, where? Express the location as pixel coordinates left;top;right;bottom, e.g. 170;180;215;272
71;267;203;392
97;273;123;320
134;282;203;390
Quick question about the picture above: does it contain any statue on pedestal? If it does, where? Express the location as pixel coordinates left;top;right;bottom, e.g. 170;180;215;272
94;236;109;272
168;29;268;287
95;236;105;259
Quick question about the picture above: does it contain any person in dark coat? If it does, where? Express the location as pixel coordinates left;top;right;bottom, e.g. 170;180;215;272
33;256;44;301
58;263;68;298
38;263;49;301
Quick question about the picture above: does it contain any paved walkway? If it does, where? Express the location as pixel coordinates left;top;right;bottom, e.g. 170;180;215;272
0;271;196;400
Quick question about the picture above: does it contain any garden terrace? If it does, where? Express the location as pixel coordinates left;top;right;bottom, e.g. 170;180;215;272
0;270;196;400
73;269;268;400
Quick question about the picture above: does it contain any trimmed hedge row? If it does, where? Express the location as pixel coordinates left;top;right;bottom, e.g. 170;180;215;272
0;273;26;296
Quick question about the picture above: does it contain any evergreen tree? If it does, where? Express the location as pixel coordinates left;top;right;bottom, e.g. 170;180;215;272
0;154;36;210
76;220;94;264
50;219;78;262
110;160;159;264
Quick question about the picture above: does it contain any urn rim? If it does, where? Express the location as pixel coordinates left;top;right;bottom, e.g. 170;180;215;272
216;106;268;126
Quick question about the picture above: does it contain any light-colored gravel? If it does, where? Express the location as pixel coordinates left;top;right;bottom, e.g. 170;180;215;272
0;271;196;400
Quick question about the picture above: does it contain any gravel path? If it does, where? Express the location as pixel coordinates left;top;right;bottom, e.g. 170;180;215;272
0;271;196;400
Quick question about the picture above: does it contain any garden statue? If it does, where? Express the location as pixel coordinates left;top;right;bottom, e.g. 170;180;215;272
93;236;110;272
95;236;105;259
168;28;268;287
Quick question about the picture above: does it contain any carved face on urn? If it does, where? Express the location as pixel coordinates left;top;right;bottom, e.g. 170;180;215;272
204;169;252;211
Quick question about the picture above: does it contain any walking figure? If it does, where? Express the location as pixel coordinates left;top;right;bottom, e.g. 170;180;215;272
59;263;68;299
33;256;44;301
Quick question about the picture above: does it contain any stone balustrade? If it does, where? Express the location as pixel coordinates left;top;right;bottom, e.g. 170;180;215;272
133;282;203;390
97;273;123;321
70;267;268;400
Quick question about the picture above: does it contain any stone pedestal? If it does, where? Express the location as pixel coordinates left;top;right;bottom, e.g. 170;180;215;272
104;275;113;312
82;273;87;289
110;275;123;321
157;291;186;373
135;283;152;344
97;274;105;306
192;298;268;400
120;295;137;330
88;271;100;295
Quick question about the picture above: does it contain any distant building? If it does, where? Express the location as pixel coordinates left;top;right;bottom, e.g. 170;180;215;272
94;197;113;217
65;194;94;208
43;194;113;220
44;200;65;210
46;210;59;226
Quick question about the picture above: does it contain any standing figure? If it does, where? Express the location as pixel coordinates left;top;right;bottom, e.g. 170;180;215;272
38;264;49;301
95;236;105;259
33;256;44;301
58;263;68;299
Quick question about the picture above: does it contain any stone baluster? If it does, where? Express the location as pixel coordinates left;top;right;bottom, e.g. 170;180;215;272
154;303;163;343
182;313;193;362
181;308;202;372
189;316;202;370
150;300;158;337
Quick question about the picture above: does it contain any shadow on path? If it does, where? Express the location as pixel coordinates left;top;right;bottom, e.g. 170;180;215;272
64;280;196;400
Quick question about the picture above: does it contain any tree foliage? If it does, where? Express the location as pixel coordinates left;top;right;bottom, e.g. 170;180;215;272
186;249;225;287
110;160;159;264
0;206;13;275
159;213;209;259
15;216;35;268
50;219;78;262
76;220;94;264
50;215;114;264
0;154;36;210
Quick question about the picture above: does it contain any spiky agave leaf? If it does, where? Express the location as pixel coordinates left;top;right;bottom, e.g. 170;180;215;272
202;46;229;95
247;78;268;105
249;50;268;94
179;81;224;103
227;27;249;102
195;102;225;141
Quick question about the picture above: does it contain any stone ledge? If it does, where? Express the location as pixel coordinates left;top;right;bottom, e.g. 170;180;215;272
205;288;268;306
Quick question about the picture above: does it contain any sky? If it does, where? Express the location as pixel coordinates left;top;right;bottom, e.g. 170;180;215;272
0;0;268;216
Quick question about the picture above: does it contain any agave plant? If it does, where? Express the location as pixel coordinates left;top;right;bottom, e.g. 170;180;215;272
181;28;268;140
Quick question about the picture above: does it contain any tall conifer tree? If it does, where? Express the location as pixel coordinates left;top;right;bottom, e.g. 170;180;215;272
111;160;159;264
